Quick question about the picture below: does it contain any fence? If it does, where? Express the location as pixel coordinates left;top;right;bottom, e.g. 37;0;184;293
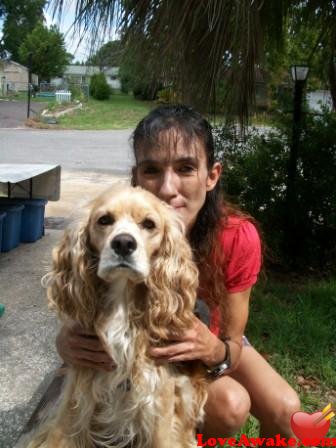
39;82;89;100
55;90;72;103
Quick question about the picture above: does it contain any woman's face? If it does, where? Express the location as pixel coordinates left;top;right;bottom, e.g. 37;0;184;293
133;133;221;234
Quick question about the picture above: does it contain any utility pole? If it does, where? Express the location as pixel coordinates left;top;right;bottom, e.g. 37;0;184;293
27;52;32;119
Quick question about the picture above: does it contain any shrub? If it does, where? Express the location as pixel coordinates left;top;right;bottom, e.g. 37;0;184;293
89;73;111;100
157;87;179;104
69;82;88;102
214;109;336;273
132;80;161;101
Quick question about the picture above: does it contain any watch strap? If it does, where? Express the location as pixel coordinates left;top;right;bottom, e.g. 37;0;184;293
206;338;231;378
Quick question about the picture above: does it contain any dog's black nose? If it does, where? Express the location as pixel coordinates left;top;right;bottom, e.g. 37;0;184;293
111;233;137;257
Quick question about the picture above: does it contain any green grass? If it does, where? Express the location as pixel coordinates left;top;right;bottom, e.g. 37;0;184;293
208;112;277;128
232;277;336;440
57;93;153;129
1;91;153;129
0;91;56;103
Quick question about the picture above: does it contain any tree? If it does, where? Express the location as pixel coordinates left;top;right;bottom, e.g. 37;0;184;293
87;40;123;68
1;0;46;61
290;0;336;110
118;37;162;99
263;1;336;111
18;23;70;82
0;1;6;18
89;73;111;100
50;0;335;270
52;0;292;121
52;0;336;118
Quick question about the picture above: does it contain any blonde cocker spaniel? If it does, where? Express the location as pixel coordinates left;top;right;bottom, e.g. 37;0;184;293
28;185;207;448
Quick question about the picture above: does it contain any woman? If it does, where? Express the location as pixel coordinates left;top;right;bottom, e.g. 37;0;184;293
57;104;300;437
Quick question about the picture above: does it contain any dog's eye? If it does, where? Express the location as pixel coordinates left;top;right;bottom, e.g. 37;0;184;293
142;219;156;230
97;214;114;226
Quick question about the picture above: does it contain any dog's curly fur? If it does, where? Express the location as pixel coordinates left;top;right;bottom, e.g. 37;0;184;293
28;185;207;448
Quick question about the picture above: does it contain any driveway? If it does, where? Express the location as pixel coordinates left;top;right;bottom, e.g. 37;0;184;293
1;171;128;448
0;128;133;447
0;100;45;128
0;128;133;174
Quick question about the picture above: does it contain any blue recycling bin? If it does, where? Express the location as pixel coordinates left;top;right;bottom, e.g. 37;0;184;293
0;198;48;243
0;212;6;252
0;204;24;252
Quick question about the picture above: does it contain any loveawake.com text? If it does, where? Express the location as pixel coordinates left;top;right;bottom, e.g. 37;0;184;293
197;433;336;447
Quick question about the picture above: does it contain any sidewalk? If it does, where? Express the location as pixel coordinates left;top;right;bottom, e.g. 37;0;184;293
0;170;128;448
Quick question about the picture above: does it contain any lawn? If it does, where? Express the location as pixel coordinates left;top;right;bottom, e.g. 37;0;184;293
56;93;153;130
0;91;55;103
236;277;336;439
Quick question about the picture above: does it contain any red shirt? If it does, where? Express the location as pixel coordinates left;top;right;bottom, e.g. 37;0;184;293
208;215;262;336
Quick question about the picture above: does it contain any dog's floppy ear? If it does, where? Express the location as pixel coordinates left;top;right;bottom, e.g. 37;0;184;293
43;215;100;328
146;210;199;340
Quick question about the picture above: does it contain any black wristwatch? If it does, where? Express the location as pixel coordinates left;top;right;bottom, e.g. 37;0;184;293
206;338;231;378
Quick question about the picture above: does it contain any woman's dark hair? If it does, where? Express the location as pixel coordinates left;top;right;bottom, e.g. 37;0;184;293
131;104;231;319
132;104;222;256
131;104;262;328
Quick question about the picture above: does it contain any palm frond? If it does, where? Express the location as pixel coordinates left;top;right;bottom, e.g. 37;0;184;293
52;0;292;123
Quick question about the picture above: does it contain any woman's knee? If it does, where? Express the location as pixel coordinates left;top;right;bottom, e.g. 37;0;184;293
276;390;301;426
205;383;251;436
224;389;251;432
259;388;301;435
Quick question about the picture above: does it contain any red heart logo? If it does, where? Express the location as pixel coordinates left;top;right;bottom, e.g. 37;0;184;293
291;411;330;440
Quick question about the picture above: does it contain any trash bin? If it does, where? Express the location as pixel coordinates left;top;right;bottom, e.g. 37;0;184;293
0;211;6;251
0;204;24;252
0;198;48;243
20;199;47;242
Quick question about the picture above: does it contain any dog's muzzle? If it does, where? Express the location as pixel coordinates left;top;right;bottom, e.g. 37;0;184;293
111;233;137;257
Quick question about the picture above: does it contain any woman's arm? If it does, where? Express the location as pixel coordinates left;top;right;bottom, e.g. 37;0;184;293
219;287;251;372
56;286;251;372
149;287;251;374
56;322;115;371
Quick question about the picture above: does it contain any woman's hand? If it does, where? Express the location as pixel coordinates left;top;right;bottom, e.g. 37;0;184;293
56;321;115;371
149;318;225;367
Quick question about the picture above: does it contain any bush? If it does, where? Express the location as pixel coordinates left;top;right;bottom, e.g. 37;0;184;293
157;87;179;104
214;109;336;273
120;73;131;94
89;73;111;100
132;80;161;101
69;82;88;102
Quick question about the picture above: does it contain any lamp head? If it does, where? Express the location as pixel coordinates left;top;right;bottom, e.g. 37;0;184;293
291;65;309;82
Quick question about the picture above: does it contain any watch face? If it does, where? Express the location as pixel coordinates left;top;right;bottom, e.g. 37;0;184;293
207;361;230;378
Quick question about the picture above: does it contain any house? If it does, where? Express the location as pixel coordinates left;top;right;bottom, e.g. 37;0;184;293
307;90;333;112
51;65;121;90
0;60;38;94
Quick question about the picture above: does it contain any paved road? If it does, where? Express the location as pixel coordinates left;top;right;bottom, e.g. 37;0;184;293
0;100;45;129
0;127;133;447
0;128;134;174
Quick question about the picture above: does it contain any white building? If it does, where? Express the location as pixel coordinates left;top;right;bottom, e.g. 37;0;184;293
307;90;333;113
51;65;121;90
0;60;38;94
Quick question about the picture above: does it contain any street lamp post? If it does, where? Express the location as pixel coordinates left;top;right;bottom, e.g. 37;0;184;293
286;64;309;262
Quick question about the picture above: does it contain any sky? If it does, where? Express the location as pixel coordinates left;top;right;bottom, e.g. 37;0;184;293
0;1;117;62
44;2;91;62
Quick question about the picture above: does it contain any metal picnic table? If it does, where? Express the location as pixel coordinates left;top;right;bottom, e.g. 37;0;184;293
0;164;61;200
